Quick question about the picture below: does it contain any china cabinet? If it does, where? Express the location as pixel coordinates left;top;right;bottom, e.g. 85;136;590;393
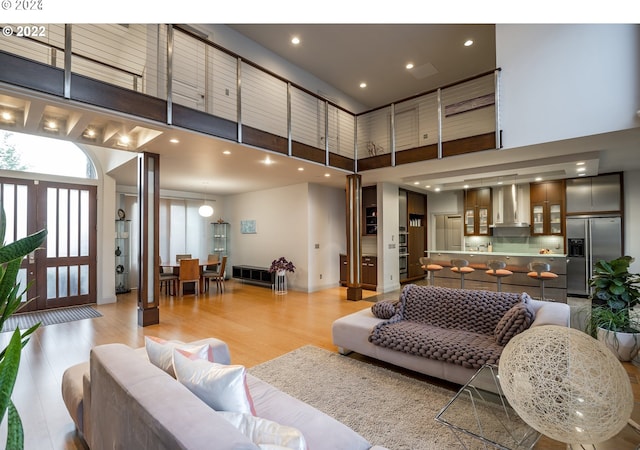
115;219;131;294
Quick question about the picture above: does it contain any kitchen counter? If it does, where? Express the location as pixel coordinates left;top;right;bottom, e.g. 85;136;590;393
425;250;567;302
428;250;566;258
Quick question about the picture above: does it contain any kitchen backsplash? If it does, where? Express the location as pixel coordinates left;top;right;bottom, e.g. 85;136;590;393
464;235;565;254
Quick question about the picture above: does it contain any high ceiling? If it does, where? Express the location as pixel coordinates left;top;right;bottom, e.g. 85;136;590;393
0;24;638;196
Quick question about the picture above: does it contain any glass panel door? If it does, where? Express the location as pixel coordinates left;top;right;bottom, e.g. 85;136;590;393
549;204;562;234
532;204;544;234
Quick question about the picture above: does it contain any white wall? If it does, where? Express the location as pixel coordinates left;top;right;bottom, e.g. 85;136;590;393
307;184;346;292
497;24;640;149
624;170;640;275
378;183;401;293
226;182;346;293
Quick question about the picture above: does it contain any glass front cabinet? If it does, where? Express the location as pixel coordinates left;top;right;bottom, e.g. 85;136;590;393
464;187;492;236
211;222;230;260
529;180;565;236
115;219;131;294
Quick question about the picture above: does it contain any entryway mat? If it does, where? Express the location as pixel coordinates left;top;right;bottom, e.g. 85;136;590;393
1;305;102;333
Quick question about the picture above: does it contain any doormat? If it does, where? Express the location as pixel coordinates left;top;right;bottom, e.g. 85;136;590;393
1;305;102;333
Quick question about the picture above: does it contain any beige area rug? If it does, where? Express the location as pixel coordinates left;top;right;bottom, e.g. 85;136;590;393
249;345;504;450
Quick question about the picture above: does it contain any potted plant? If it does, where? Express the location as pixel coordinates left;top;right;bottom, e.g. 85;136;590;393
0;207;47;449
269;257;295;276
587;255;640;361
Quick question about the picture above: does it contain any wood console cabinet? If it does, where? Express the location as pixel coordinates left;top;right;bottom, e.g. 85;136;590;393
464;187;492;236
530;180;565;236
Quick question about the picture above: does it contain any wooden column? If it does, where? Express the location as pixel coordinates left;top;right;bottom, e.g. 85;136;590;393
346;174;362;300
137;152;160;326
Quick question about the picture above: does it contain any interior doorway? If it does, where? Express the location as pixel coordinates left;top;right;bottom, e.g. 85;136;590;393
434;214;462;251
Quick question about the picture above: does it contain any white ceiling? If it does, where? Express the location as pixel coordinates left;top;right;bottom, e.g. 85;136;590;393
1;24;638;197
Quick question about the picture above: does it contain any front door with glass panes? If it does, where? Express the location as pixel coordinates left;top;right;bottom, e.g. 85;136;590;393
1;177;97;311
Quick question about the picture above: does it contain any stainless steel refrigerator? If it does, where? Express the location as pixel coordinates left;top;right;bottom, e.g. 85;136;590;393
566;216;622;297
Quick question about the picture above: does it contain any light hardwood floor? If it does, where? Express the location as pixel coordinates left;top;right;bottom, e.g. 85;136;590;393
1;280;638;449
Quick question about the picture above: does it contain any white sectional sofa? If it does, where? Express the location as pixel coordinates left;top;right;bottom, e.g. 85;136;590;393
62;337;389;450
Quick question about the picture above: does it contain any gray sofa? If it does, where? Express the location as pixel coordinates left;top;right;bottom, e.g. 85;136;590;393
332;285;571;386
62;338;388;450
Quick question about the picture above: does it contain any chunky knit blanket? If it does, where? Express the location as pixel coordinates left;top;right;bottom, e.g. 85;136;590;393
368;285;527;369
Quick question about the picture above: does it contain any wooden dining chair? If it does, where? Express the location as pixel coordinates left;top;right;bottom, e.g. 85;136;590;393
205;256;227;293
159;266;178;296
202;254;221;292
178;258;200;296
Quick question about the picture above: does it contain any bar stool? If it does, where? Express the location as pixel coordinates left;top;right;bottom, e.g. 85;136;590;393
527;262;558;301
419;257;443;286
485;260;513;292
450;259;474;289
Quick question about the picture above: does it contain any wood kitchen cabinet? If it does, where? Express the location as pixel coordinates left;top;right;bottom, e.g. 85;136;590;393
407;191;427;279
464;187;492;236
361;256;377;289
362;186;377;236
530;180;565;235
339;254;377;290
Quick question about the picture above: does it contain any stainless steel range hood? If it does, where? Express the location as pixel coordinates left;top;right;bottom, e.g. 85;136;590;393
490;184;530;237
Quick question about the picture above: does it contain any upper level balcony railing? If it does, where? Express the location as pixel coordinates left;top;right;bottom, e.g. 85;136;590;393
0;24;500;174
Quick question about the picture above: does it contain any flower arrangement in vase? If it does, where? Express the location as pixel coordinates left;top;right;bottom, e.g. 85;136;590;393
269;257;295;275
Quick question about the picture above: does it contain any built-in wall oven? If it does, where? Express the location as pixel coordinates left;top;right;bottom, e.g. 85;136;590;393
399;227;409;280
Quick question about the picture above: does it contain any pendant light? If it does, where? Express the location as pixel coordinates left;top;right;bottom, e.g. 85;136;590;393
198;182;214;217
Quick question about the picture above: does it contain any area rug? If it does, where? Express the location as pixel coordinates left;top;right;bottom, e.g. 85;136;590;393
249;345;478;450
1;305;102;333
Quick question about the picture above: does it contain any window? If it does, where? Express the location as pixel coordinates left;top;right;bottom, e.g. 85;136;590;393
0;130;96;179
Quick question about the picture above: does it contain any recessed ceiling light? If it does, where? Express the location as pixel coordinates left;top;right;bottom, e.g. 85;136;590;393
169;138;179;144
425;185;431;189
577;167;586;172
223;150;231;155
434;187;441;192
324;173;330;177
44;120;58;131
535;177;543;181
497;181;503;185
291;36;300;45
119;135;130;145
576;161;585;166
1;111;13;122
298;167;304;171
463;184;469;189
406;63;414;70
578;173;587;177
359;82;367;89
464;39;474;47
263;156;273;165
413;181;420;185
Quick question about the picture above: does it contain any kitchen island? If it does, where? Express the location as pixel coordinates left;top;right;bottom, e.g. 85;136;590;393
426;250;567;302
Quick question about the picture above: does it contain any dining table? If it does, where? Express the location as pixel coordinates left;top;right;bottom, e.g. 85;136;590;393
160;258;220;294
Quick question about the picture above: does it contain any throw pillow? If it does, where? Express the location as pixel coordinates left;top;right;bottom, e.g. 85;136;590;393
144;336;211;377
494;301;536;346
173;349;256;415
218;411;307;450
371;300;399;319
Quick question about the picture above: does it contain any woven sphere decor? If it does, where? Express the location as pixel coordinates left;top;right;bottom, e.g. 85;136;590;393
498;325;633;445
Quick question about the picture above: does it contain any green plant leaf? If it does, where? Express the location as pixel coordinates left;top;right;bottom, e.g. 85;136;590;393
0;329;22;425
0;229;47;265
6;400;24;450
